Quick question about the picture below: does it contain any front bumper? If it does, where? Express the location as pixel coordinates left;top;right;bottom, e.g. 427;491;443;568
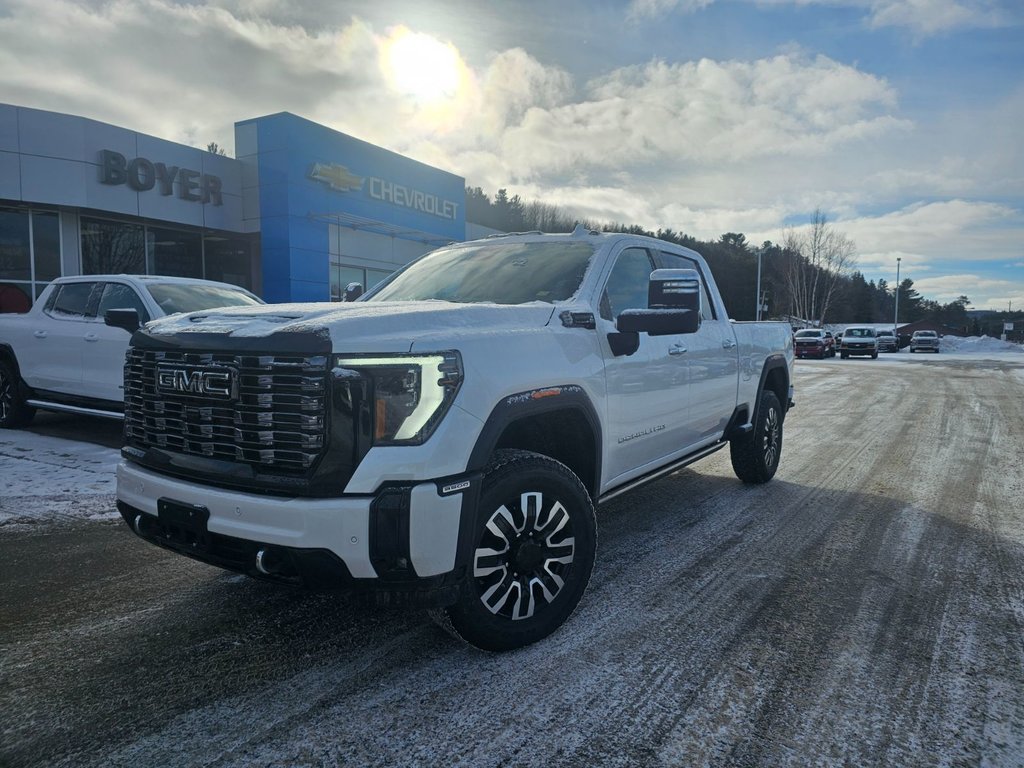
116;461;477;603
841;345;876;356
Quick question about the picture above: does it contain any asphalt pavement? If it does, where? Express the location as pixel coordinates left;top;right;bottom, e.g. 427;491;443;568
2;354;1023;767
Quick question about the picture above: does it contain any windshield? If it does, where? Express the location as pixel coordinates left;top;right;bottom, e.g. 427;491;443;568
146;283;263;315
365;241;595;304
877;330;893;337
844;328;875;338
794;330;822;338
915;331;938;338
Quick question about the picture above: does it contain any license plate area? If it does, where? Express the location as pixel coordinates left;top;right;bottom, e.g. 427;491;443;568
157;498;211;550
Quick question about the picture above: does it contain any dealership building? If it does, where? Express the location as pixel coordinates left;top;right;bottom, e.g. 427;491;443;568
0;103;484;312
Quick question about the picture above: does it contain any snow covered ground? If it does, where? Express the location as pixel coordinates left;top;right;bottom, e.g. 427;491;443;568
0;430;120;528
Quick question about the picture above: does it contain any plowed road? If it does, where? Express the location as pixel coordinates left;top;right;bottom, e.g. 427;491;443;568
2;354;1023;767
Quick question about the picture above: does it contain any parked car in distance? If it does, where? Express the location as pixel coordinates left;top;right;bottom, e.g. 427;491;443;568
793;328;836;359
909;329;941;353
876;328;899;352
839;326;879;359
0;275;263;427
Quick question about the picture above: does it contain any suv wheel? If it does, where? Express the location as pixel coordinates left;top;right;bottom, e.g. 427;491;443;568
439;449;597;651
0;359;35;429
730;389;783;484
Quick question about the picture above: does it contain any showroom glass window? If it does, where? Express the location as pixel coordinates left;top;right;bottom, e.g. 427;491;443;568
148;227;202;278
81;217;145;275
204;235;254;289
0;208;63;313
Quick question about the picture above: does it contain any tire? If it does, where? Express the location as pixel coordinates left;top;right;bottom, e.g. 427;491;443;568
871;351;878;359
439;449;597;652
841;352;848;359
730;389;783;484
0;359;35;429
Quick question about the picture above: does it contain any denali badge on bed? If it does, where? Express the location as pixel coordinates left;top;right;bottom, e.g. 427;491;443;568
155;366;236;399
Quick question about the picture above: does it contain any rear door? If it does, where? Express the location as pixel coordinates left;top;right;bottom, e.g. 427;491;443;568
16;281;99;395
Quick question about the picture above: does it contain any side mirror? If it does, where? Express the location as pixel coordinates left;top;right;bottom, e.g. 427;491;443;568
104;308;140;333
616;269;701;337
344;282;364;302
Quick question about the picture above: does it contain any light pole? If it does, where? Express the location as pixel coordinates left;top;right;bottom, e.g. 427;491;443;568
755;249;763;321
894;257;901;333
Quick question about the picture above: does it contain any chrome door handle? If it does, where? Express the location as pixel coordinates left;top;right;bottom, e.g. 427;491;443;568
33;330;47;339
669;344;687;356
722;339;737;349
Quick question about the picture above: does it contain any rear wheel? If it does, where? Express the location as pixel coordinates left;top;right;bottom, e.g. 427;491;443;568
730;389;783;484
0;359;35;429
439;449;597;652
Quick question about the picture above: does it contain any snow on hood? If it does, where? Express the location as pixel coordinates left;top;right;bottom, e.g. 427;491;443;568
144;300;557;351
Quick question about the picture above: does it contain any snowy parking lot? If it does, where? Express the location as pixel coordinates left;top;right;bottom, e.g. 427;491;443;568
2;345;1024;767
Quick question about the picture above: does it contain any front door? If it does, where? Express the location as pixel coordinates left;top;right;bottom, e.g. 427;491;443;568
598;246;690;490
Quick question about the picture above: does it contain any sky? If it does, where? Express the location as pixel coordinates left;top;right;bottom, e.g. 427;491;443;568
0;0;1022;311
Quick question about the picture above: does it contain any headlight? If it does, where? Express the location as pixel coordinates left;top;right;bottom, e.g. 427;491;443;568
334;352;462;445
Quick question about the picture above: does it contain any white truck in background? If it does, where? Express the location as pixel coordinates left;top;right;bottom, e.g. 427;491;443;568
114;228;795;651
0;275;262;425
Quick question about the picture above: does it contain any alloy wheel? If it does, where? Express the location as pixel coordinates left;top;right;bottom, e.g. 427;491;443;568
472;491;576;621
762;404;780;469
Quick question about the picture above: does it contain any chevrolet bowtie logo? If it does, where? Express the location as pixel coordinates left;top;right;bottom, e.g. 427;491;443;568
308;163;364;192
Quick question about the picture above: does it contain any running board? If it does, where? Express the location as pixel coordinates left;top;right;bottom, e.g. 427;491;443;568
26;400;124;420
597;441;727;505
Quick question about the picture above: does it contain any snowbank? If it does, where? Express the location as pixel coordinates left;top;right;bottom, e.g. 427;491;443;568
940;335;1024;353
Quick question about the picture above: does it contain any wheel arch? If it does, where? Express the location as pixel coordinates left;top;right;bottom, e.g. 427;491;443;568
467;385;602;500
757;354;790;423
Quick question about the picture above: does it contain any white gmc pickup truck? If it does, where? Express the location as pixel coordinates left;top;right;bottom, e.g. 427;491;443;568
114;228;795;650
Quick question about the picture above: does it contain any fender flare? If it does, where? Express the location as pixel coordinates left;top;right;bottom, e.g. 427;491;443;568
754;354;791;423
467;384;603;497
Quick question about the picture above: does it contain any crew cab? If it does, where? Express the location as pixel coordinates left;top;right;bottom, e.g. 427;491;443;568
839;326;879;359
114;228;795;651
909;330;940;353
793;328;835;359
0;275;262;426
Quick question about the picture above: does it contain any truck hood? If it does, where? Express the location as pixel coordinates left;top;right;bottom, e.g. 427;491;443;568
144;300;557;353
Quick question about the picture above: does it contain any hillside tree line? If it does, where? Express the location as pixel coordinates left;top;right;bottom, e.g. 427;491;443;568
465;186;997;330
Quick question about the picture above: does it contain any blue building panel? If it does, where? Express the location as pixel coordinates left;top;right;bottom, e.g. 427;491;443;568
237;112;466;303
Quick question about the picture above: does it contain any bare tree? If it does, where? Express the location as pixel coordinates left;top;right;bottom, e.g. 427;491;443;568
784;209;857;325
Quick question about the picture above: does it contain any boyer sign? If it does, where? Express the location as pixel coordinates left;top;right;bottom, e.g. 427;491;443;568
97;149;223;206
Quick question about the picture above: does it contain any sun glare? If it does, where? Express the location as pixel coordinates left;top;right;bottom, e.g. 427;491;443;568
383;28;462;101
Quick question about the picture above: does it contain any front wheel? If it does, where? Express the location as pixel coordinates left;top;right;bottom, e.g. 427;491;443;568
730;389;783;484
439;449;597;652
871;351;878;359
0;359;35;429
840;352;849;359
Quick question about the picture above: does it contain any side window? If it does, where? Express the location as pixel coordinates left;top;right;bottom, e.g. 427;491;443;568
96;283;151;323
46;282;97;318
601;247;654;321
657;251;716;321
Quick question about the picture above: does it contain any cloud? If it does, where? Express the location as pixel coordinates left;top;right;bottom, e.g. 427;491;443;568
868;0;1010;37
628;0;714;20
625;0;1014;37
499;53;907;180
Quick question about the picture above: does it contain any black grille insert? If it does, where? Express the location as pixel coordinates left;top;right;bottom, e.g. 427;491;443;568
124;349;330;473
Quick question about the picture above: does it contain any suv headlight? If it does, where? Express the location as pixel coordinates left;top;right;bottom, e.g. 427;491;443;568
334;352;462;445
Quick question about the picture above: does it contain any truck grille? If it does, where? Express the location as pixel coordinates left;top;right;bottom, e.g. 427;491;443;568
123;349;330;472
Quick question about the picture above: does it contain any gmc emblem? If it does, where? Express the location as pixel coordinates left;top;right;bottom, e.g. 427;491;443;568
156;366;236;399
